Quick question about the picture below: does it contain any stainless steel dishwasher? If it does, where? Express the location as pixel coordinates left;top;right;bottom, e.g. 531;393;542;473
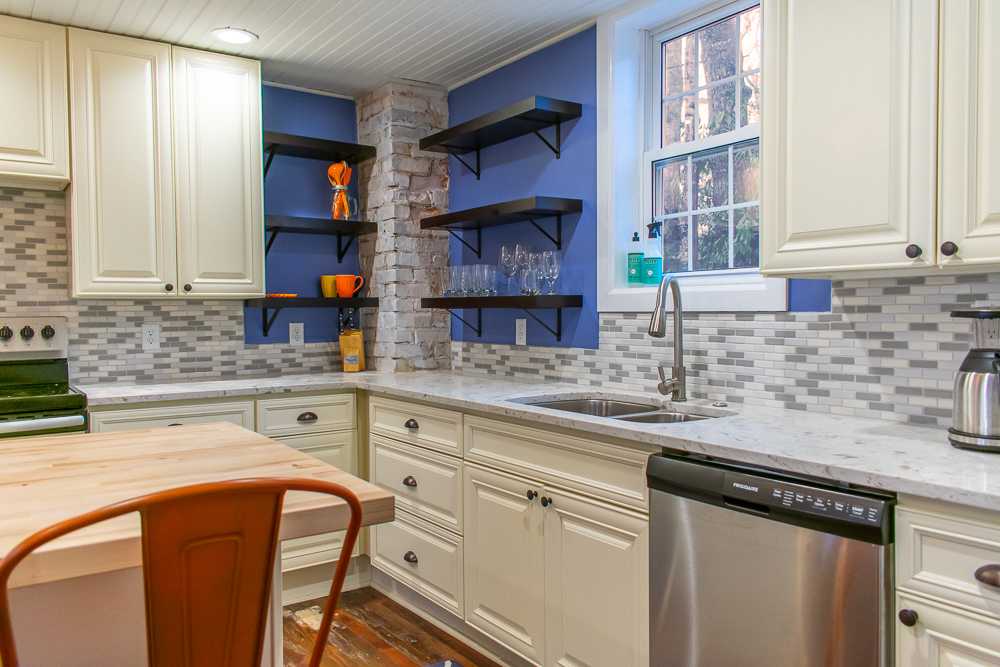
647;452;894;667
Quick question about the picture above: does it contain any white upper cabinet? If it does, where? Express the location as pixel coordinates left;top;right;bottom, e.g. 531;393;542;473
761;0;939;275
938;0;1000;268
172;47;264;297
0;15;69;190
68;28;178;297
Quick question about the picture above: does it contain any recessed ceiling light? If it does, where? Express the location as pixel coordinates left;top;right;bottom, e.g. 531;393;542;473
211;27;258;44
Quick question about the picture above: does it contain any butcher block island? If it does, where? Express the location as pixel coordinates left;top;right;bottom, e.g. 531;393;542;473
0;422;395;666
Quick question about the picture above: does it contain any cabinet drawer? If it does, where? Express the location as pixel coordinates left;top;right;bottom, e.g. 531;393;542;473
897;505;1000;621
257;393;354;436
464;415;650;511
369;396;462;456
371;435;462;533
89;401;253;432
896;591;1000;665
372;509;464;617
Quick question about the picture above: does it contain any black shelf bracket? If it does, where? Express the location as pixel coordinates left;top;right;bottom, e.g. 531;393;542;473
526;214;563;249
532;120;562;158
447;308;482;337
521;307;564;341
453;149;481;180
449;228;482;258
265;228;280;254
263;145;276;178
337;233;355;262
262;306;282;337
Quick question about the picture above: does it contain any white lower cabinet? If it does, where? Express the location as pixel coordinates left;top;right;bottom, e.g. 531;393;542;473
543;487;648;667
896;592;1000;666
463;463;547;664
88;400;254;432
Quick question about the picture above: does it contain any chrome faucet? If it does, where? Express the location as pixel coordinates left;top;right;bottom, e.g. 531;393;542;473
647;276;686;401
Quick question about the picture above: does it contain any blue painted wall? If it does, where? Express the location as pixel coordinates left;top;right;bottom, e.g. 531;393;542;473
448;28;599;348
447;28;829;349
245;85;361;344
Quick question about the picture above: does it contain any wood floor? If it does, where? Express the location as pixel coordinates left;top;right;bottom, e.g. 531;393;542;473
283;587;504;667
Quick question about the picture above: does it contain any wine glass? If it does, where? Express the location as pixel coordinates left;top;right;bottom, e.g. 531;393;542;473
500;245;518;295
541;250;561;294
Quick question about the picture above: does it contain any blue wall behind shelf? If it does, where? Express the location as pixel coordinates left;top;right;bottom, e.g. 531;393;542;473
447;27;830;350
244;85;361;344
448;27;600;348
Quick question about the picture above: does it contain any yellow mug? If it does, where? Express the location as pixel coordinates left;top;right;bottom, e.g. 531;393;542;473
320;275;338;298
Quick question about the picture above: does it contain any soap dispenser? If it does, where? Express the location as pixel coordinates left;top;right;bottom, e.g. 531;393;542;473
628;232;644;284
643;223;664;284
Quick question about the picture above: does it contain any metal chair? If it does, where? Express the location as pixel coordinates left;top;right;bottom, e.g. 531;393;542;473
0;477;363;667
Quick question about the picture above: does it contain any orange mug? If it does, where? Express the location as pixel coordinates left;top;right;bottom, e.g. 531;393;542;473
334;274;364;298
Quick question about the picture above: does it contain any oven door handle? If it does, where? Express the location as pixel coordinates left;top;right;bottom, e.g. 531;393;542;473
0;415;86;436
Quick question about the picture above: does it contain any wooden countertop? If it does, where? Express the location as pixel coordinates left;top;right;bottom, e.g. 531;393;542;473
0;422;394;589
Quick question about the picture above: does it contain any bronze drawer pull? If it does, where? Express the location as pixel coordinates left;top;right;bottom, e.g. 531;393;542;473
975;564;1000;589
403;550;418;564
297;411;318;423
404;418;419;430
898;609;918;627
402;475;418;488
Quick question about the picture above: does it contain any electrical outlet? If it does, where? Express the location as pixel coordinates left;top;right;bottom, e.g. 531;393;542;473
141;324;160;351
515;318;527;346
289;322;305;346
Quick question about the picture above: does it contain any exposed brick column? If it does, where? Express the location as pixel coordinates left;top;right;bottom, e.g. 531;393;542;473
357;80;451;371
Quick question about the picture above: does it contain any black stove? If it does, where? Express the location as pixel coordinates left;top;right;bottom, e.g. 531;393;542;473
0;317;87;437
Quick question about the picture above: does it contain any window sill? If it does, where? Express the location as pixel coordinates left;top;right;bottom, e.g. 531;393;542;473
598;272;787;313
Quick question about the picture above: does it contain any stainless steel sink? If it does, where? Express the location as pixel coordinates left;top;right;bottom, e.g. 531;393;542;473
615;411;710;424
526;398;660;417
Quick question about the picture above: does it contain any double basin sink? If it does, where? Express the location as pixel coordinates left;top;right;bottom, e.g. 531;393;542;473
522;398;714;424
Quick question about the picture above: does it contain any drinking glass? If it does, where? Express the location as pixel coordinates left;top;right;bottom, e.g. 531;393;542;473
446;266;462;296
461;265;477;296
500;245;518;294
541;250;561;294
483;265;498;295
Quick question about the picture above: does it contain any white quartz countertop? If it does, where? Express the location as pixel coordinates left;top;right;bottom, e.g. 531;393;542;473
79;371;1000;511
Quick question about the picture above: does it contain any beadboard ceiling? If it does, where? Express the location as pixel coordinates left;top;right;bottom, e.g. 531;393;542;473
0;0;630;96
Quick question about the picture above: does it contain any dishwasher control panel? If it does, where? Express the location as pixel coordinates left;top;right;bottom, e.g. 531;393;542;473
723;472;888;527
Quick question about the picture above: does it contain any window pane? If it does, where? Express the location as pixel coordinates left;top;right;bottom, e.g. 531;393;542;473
696;80;736;139
740;72;761;126
654;156;688;215
698;16;738;84
662;96;696;144
693;211;729;271
733;141;759;203
734;206;760;268
692;147;728;210
662;35;697;97
740;7;761;73
664;219;690;273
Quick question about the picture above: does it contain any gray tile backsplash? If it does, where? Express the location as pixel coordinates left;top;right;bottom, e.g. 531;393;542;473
1;187;341;384
453;275;993;427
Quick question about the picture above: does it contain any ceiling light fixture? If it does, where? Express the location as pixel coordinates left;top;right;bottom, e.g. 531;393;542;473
211;27;259;45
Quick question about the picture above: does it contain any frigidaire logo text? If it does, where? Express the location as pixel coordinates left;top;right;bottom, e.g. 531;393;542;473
732;482;759;493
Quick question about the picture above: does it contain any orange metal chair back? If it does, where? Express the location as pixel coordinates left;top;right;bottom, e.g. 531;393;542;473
0;477;363;667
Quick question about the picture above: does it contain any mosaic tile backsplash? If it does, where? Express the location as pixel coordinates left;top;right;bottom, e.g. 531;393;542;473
452;274;996;427
1;187;341;384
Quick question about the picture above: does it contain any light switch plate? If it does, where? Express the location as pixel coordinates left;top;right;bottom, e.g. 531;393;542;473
142;324;160;351
515;318;527;345
289;322;305;346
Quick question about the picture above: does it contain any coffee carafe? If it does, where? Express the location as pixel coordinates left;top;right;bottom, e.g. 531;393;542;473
949;308;1000;452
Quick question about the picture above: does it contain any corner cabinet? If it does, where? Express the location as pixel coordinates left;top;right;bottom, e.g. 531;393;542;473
0;15;70;190
761;0;938;275
68;30;263;298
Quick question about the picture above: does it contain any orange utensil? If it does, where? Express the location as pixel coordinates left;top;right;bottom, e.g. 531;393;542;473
328;161;353;220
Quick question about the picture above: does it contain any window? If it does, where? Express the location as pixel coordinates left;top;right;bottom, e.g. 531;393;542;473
648;5;761;275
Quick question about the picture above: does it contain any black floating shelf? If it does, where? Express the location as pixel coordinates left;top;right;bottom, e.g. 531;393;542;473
421;196;581;255
245;297;378;337
419;96;582;180
263;131;375;177
421;295;582;341
265;215;378;260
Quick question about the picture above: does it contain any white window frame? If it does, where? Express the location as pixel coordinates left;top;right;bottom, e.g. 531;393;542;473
597;0;786;313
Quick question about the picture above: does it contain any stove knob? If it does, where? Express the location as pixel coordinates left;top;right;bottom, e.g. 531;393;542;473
20;326;34;340
41;325;56;340
0;326;12;341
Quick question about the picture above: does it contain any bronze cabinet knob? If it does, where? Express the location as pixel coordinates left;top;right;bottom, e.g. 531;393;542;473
905;244;922;259
940;241;959;256
898;609;919;627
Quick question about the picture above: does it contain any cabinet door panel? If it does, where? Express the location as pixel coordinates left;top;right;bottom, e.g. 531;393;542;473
939;0;1000;267
463;464;545;664
896;593;1000;666
761;0;937;275
69;29;176;297
544;488;648;667
173;47;263;297
0;15;69;189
